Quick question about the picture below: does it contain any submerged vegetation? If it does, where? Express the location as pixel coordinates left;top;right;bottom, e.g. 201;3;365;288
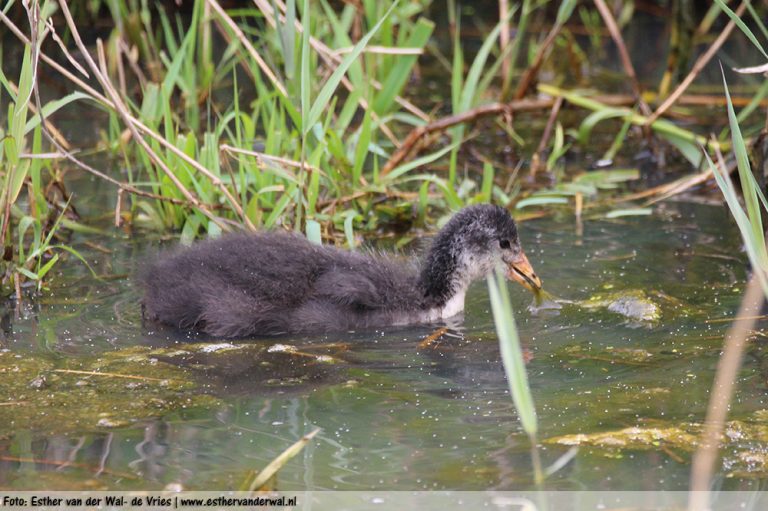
1;0;768;496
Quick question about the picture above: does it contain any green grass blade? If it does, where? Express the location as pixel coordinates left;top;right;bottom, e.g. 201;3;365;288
458;11;510;112
722;66;764;245
24;92;93;135
49;244;100;279
300;0;311;132
486;267;537;436
450;11;463;112
305;1;398;134
707;149;768;298
402;174;463;209
746;2;768;42
555;0;578;25
714;0;768;60
385;141;459;181
372;18;434;115
306;218;322;245
577;109;625;146
343;210;356;249
319;0;361;85
480;161;494;203
276;0;296;80
352;109;372;183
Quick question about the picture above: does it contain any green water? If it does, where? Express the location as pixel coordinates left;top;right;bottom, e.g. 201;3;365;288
1;194;766;491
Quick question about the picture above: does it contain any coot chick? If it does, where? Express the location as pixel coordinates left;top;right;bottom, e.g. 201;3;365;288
140;204;542;337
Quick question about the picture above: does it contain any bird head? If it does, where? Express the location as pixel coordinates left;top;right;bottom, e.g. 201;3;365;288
442;204;543;292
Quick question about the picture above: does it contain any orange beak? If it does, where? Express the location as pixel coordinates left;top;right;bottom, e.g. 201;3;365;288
506;250;543;293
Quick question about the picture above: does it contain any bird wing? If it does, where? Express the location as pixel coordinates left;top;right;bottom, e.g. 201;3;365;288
312;271;382;310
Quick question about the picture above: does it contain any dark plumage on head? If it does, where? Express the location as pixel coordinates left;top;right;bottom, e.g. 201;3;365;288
418;204;526;306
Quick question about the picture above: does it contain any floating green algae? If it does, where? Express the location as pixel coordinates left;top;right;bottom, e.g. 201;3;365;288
549;424;699;450
0;346;224;435
0;340;352;436
564;288;702;325
578;289;664;323
546;413;768;478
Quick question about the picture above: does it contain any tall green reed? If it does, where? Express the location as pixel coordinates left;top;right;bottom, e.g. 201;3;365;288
707;0;768;292
486;266;542;484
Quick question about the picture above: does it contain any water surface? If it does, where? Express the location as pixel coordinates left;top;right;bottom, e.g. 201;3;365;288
2;194;766;491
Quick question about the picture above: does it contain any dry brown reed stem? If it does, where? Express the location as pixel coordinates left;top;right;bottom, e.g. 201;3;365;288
24;6;191;219
381;98;555;175
89;38;227;230
220;145;325;176
207;0;287;97
52;369;177;382
0;10;254;225
29;22;157;196
530;96;564;175
592;0;651;117
21;2;137;242
648;1;748;125
499;0;511;82
706;314;768;324
687;273;763;510
634;135;733;205
380;86;718;175
244;428;320;492
513;22;566;100
641;168;714;205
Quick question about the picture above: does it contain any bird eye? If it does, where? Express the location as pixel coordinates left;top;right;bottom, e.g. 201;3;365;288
499;239;511;250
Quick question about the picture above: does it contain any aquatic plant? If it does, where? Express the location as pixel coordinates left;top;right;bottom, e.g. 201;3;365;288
486;267;542;483
689;2;768;506
0;1;88;297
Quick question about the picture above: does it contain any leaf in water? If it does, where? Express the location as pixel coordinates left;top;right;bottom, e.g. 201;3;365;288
515;196;569;209
240;429;320;492
605;208;653;219
560;183;597;195
574;169;640;184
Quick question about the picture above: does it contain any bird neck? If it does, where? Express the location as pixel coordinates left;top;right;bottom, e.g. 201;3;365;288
417;235;467;308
